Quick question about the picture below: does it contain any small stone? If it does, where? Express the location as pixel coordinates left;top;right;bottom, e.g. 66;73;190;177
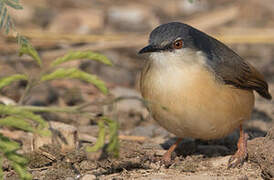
154;149;166;156
0;96;16;105
81;174;96;180
65;177;75;180
248;128;274;179
210;156;231;168
33;121;78;151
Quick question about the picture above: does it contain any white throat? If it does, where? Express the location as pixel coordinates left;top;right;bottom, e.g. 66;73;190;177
149;48;208;69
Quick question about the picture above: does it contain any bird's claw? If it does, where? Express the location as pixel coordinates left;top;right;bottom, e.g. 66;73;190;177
160;152;173;167
227;150;247;169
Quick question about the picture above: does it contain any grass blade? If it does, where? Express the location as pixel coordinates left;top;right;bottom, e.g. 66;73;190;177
0;7;7;28
105;118;119;157
0;133;20;152
0;156;3;180
0;74;27;90
0;105;50;136
4;14;10;34
4;0;23;9
0;116;35;132
51;51;112;67
41;68;108;94
11;162;32;180
86;119;105;152
0;2;4;16
19;38;42;67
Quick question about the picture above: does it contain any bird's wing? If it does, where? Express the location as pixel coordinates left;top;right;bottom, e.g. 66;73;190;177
214;56;272;100
190;28;272;100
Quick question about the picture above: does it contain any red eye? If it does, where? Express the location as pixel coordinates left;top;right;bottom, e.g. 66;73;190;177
173;39;183;49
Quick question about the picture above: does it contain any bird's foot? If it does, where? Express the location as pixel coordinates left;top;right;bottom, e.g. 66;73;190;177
160;138;182;167
160;151;173;167
228;126;248;168
228;148;247;168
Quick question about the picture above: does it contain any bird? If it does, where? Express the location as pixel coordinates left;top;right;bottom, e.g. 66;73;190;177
138;22;272;168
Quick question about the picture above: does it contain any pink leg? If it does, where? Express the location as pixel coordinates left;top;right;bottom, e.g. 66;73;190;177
161;138;182;166
228;125;248;168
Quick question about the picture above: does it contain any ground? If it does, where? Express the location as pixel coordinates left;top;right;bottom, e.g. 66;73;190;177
0;0;273;179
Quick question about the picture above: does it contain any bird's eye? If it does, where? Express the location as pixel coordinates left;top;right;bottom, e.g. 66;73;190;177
173;39;183;49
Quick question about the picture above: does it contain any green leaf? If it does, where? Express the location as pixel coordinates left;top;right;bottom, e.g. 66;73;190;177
9;0;20;3
37;128;51;137
4;14;10;34
0;7;7;28
0;105;51;137
105;118;119;157
0;116;35;132
0;134;32;179
51;51;112;67
86;119;105;152
0;74;27;90
6;152;28;165
11;162;32;180
0;2;4;18
0;156;3;180
0;133;20;152
4;0;23;9
0;105;49;131
41;68;108;94
18;37;42;67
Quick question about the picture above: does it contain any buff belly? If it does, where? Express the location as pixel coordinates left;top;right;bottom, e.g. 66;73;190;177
140;59;254;140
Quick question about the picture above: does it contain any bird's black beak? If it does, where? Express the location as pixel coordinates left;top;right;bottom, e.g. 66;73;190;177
138;45;159;54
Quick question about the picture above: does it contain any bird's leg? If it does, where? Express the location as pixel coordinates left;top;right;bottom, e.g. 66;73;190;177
161;138;182;167
228;125;248;168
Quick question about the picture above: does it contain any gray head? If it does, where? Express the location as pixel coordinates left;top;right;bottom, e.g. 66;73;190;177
139;22;242;68
138;22;222;61
139;22;192;54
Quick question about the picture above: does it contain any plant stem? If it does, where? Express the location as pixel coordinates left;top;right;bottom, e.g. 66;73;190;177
18;79;33;105
16;105;93;114
16;95;147;114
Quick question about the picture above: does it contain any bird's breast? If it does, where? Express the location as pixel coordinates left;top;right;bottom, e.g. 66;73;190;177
140;57;254;139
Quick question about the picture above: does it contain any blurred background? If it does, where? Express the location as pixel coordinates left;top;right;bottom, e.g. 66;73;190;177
2;0;274;86
0;0;273;147
0;0;273;138
0;0;273;179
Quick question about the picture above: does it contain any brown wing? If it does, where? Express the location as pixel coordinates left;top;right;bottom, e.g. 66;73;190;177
215;57;272;100
189;27;272;100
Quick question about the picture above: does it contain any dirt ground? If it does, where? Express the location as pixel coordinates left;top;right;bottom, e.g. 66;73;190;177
0;0;273;179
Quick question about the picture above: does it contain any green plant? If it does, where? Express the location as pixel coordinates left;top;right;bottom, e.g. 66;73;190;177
0;1;119;179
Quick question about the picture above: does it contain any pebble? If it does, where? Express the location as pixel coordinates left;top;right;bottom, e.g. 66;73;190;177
209;156;231;168
81;174;96;180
